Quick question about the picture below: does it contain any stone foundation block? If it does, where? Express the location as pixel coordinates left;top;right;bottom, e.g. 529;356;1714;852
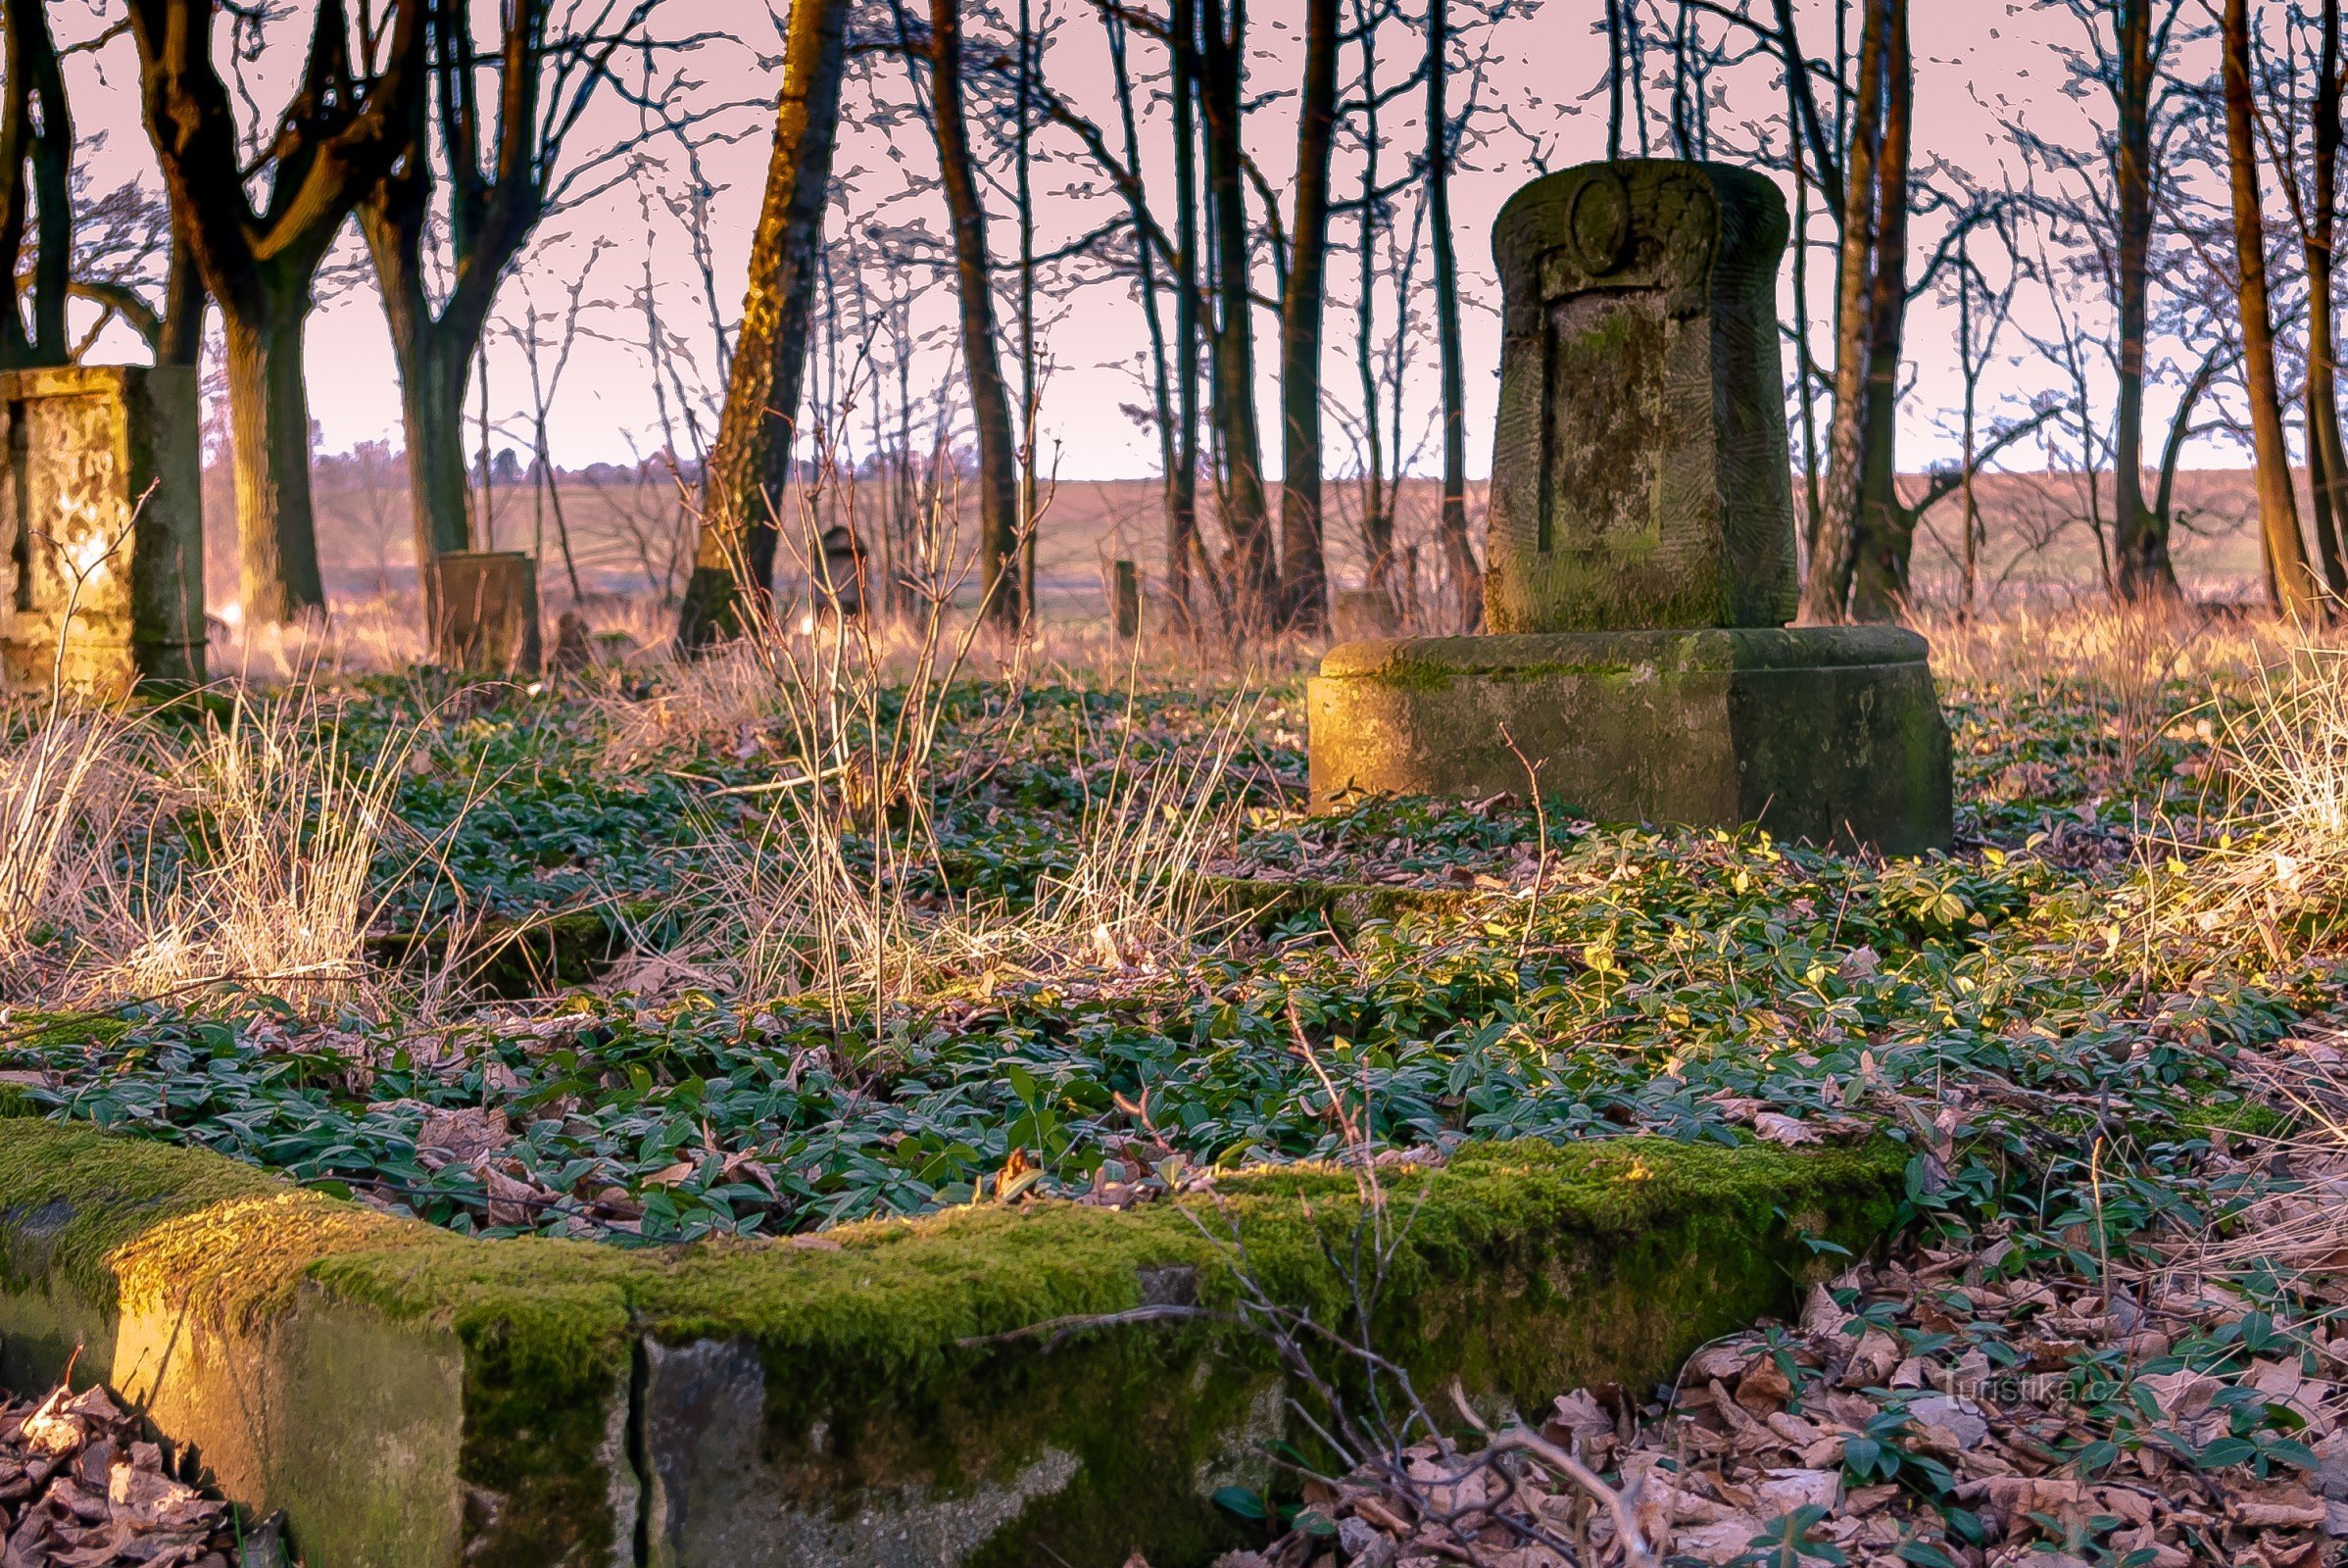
1308;625;1953;854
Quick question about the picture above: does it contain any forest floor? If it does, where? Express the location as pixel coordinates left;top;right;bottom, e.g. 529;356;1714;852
3;603;2348;1566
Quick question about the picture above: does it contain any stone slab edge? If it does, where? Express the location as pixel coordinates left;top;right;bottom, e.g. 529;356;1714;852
0;1117;1905;1568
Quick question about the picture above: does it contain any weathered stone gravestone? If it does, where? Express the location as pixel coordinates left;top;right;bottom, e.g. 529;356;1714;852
0;366;205;696
434;550;543;674
1309;160;1951;853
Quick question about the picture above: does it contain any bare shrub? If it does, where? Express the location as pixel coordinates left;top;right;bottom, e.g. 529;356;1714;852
0;703;141;993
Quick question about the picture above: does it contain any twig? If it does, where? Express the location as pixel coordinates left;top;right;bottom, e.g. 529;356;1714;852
955;1302;1216;1350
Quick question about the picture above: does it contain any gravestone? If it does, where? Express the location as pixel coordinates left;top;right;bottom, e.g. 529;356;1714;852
1308;160;1951;853
434;551;542;675
0;365;205;696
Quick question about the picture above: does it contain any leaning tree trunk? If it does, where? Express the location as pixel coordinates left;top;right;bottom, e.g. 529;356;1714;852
678;0;851;650
929;0;1025;628
1845;0;1912;621
2224;0;2321;620
1799;0;1886;623
1275;0;1339;634
1428;0;1480;631
221;307;326;623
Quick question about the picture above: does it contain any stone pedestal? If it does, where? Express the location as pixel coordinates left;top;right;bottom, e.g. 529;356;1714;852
1309;627;1951;854
0;365;205;696
433;551;542;674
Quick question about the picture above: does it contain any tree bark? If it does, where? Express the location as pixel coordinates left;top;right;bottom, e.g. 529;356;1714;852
1200;0;1276;632
928;0;1026;628
2223;0;2320;619
1845;0;1912;621
2110;0;2177;600
1168;0;1203;634
221;309;326;622
1798;0;1887;622
1276;0;1339;633
0;0;70;369
1428;0;1480;631
2308;0;2348;603
676;0;852;650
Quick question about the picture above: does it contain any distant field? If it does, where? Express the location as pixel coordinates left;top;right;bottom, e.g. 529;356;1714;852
208;461;2282;622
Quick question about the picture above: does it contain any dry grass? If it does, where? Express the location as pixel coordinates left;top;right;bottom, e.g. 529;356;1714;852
0;685;436;1013
0;702;141;989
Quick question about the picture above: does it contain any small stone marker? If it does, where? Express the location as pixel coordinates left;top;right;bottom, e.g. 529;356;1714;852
434;551;542;674
1308;159;1951;853
818;524;865;618
1485;161;1797;633
0;365;205;696
1112;559;1140;639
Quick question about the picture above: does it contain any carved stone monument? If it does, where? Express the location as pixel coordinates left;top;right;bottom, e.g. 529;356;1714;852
1309;161;1951;853
0;365;205;696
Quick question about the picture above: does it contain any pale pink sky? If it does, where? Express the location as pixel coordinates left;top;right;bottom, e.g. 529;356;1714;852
50;1;2224;482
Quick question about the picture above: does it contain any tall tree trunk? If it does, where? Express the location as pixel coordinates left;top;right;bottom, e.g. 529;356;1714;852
1103;5;1181;636
2110;0;2177;600
1605;0;1627;160
221;309;326;623
1353;0;1393;611
0;0;70;369
1200;0;1276;631
1428;0;1480;630
929;0;1025;628
1798;0;1887;623
677;0;851;649
2224;0;2320;619
2309;0;2348;603
1276;0;1339;633
155;219;206;368
1015;0;1040;623
1845;0;1911;621
1168;0;1203;635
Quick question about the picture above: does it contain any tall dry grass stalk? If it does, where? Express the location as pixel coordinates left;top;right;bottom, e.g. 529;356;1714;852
109;691;422;1009
644;470;1246;1014
2167;628;2348;958
0;703;139;988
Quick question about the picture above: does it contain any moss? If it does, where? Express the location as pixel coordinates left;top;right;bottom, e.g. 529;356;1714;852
0;1120;1902;1567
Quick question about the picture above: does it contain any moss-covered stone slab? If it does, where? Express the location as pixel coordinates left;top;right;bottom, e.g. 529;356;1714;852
0;1119;1902;1567
1308;625;1953;855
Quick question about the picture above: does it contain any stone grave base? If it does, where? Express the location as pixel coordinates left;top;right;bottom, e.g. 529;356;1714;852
1307;624;1953;854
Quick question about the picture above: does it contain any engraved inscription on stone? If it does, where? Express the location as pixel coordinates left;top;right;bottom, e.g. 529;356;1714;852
1485;160;1797;634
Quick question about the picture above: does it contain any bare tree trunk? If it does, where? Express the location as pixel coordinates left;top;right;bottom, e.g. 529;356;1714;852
0;0;71;369
1015;0;1041;623
155;219;206;368
929;0;1026;628
2224;0;2320;619
1101;5;1181;636
1428;0;1480;630
1798;0;1887;623
1605;0;1627;160
1276;0;1339;633
677;0;851;649
1200;0;1277;631
221;310;326;622
1845;0;1911;621
2309;0;2348;603
1352;0;1393;611
2110;0;2177;600
1168;0;1203;635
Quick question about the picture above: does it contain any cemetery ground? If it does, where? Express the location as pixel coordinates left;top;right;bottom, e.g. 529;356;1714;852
3;605;2348;1565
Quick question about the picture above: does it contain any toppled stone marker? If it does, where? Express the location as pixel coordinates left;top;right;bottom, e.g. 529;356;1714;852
0;365;205;695
1310;159;1951;852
